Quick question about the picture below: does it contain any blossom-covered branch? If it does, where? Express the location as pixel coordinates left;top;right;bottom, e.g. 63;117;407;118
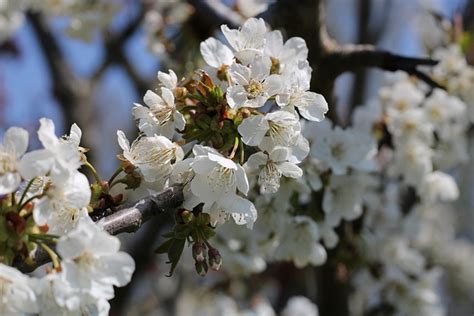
15;184;184;273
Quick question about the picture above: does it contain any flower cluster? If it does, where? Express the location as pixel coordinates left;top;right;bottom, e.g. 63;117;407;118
346;52;472;314
0;119;134;314
116;17;329;275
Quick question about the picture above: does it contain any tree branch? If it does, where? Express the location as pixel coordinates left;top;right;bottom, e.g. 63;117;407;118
27;12;102;165
321;44;443;88
27;11;83;126
15;184;184;273
187;0;245;29
101;184;183;235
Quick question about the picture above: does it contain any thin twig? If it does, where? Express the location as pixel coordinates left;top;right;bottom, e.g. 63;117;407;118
14;184;184;273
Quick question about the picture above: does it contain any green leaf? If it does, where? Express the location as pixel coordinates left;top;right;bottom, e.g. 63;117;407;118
154;238;174;254
166;238;186;277
201;226;216;240
174;225;191;240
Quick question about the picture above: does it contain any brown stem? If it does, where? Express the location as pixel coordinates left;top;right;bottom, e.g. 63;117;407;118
15;184;184;273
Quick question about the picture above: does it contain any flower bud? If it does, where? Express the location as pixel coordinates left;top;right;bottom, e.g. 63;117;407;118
112;194;123;205
240;108;251;119
217;65;230;82
192;242;206;263
6;212;26;235
175;87;188;100
181;210;194;224
208;247;222;271
100;180;109;191
195;260;208;277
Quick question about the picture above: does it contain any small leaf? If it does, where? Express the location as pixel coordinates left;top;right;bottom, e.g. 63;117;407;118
174;225;191;240
154;238;174;254
201;226;216;240
166;238;186;277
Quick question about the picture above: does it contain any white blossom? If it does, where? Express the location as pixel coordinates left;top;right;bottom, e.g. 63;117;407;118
277;63;328;122
226;56;282;109
33;171;91;234
238;110;300;147
264;30;308;76
0;127;28;194
57;217;135;304
274;216;327;267
244;146;302;194
133;88;186;138
221;17;267;64
420;171;459;204
0;263;38;315
117;130;183;185
200;37;234;70
186;145;257;228
19;118;82;182
157;69;178;90
282;296;319;316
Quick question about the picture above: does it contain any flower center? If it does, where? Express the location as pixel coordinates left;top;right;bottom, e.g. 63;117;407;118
330;142;345;159
246;79;264;99
0;152;15;175
270;57;281;75
151;106;174;126
268;120;292;146
258;161;280;193
74;251;95;269
209;165;235;192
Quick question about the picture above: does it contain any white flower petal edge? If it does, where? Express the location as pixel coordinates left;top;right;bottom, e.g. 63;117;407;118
0;126;28;194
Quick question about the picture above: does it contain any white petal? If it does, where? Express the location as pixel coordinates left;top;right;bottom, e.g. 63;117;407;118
33;197;52;226
116;130;130;152
221;25;241;51
157;69;177;89
68;123;82;147
289;135;310;163
99;252;135;287
238;115;269;146
174;111;186;131
264;30;284;57
143;90;164;106
161;87;175;107
200;37;234;68
278;162;303;178
64;172;91;208
219;194;258;228
282;37;308;62
235;164;249;195
226;85;248;109
190;175;220;205
191;156;216;175
269;146;290;162
297;92;328;122
229;62;251;85
250;56;272;81
0;173;21;195
18;149;54;180
276;93;290;106
263;74;283;96
3;127;28;156
244;152;268;172
38;118;59;149
208;152;237;169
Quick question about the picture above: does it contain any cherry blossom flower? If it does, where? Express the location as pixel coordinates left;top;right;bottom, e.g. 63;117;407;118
0;127;28;194
226;56;282;109
133;88;186;138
